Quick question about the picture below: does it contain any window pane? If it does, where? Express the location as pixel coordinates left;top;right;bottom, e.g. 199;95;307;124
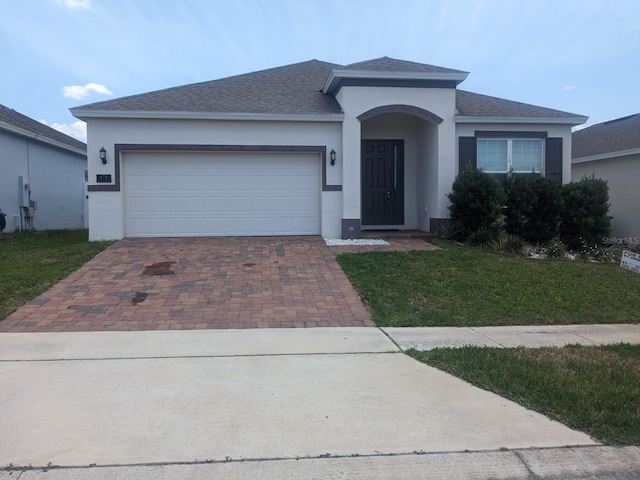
477;139;508;172
512;139;543;173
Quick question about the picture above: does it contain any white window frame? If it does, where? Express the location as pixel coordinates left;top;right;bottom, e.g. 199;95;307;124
477;138;545;174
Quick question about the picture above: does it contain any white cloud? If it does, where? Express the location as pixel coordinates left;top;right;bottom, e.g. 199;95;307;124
40;119;87;141
56;0;91;9
564;85;577;91
62;82;113;100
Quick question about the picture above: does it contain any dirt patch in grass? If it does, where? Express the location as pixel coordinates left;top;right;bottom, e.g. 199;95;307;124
514;345;640;377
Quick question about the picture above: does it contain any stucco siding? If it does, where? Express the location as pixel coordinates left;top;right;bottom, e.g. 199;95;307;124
0;130;28;231
0;130;86;231
337;86;457;229
572;153;640;241
28;142;86;230
418;123;439;231
86;118;343;240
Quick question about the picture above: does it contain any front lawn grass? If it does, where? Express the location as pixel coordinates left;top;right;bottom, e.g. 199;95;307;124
336;239;640;326
408;344;640;445
0;230;113;321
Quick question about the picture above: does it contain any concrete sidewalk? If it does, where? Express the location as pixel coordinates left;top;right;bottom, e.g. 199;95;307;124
384;323;640;351
1;326;639;479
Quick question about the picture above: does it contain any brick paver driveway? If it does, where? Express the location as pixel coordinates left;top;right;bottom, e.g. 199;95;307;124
1;237;380;332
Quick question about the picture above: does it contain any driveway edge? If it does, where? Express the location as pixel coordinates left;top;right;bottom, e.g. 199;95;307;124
5;446;639;480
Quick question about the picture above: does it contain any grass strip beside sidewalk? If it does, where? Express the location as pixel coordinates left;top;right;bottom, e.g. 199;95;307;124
408;344;640;445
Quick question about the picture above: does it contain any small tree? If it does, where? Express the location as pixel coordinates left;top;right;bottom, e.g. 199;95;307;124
559;175;611;249
447;167;504;241
503;173;562;244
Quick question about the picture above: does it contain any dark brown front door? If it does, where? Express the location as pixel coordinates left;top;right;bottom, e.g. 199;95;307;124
361;140;404;226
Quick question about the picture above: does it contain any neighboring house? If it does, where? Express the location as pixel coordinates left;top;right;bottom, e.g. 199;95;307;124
572;114;640;241
0;104;87;232
71;57;586;240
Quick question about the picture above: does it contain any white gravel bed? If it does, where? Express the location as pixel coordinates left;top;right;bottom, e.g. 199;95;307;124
325;238;390;246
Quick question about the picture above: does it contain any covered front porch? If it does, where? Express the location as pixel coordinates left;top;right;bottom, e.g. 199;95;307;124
340;104;455;239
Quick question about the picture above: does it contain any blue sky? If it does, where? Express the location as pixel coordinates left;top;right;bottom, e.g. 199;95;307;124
1;0;639;141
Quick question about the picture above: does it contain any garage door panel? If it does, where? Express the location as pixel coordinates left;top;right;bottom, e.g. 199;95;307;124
151;175;176;190
154;196;177;214
199;175;228;191
176;197;199;213
200;199;225;213
124;152;320;237
127;196;151;212
175;175;200;191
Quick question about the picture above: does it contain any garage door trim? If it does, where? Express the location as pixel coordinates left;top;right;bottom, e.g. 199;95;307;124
88;144;342;192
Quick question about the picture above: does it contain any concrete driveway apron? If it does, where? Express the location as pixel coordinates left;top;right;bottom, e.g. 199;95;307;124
0;237;374;332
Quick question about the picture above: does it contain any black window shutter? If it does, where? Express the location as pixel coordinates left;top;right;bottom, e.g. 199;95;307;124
459;137;476;174
545;137;563;183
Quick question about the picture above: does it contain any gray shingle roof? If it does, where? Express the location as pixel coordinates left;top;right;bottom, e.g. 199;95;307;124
572;114;640;159
342;56;466;74
0;104;86;151
72;57;582;121
455;90;581;118
75;60;342;115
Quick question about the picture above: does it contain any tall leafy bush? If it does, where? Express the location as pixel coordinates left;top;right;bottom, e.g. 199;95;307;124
559;176;611;248
503;173;562;244
447;167;504;241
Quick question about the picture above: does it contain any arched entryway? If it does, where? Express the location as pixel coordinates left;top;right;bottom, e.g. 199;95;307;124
357;105;442;232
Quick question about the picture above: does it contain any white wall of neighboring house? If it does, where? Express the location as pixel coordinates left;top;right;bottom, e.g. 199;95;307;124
572;152;640;241
86;118;343;240
0;130;86;232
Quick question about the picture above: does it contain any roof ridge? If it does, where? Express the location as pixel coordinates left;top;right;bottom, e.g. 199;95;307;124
341;56;467;74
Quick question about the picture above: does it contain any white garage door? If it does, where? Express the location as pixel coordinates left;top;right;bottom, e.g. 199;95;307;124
124;151;320;237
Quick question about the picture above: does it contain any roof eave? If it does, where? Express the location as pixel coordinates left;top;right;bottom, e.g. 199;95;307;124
572;147;640;164
322;70;469;94
455;115;589;126
71;109;345;122
0;120;87;156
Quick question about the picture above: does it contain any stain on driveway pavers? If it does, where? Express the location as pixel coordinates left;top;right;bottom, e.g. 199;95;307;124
0;237;375;332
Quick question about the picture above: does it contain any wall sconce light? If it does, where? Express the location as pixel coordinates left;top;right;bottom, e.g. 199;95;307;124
99;147;107;165
330;149;336;166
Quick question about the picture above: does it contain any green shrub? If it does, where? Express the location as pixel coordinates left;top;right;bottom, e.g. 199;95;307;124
483;233;526;255
502;234;527;256
466;225;501;248
447;167;505;241
545;238;567;259
438;219;460;240
560;176;611;249
578;238;617;262
503;173;562;244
